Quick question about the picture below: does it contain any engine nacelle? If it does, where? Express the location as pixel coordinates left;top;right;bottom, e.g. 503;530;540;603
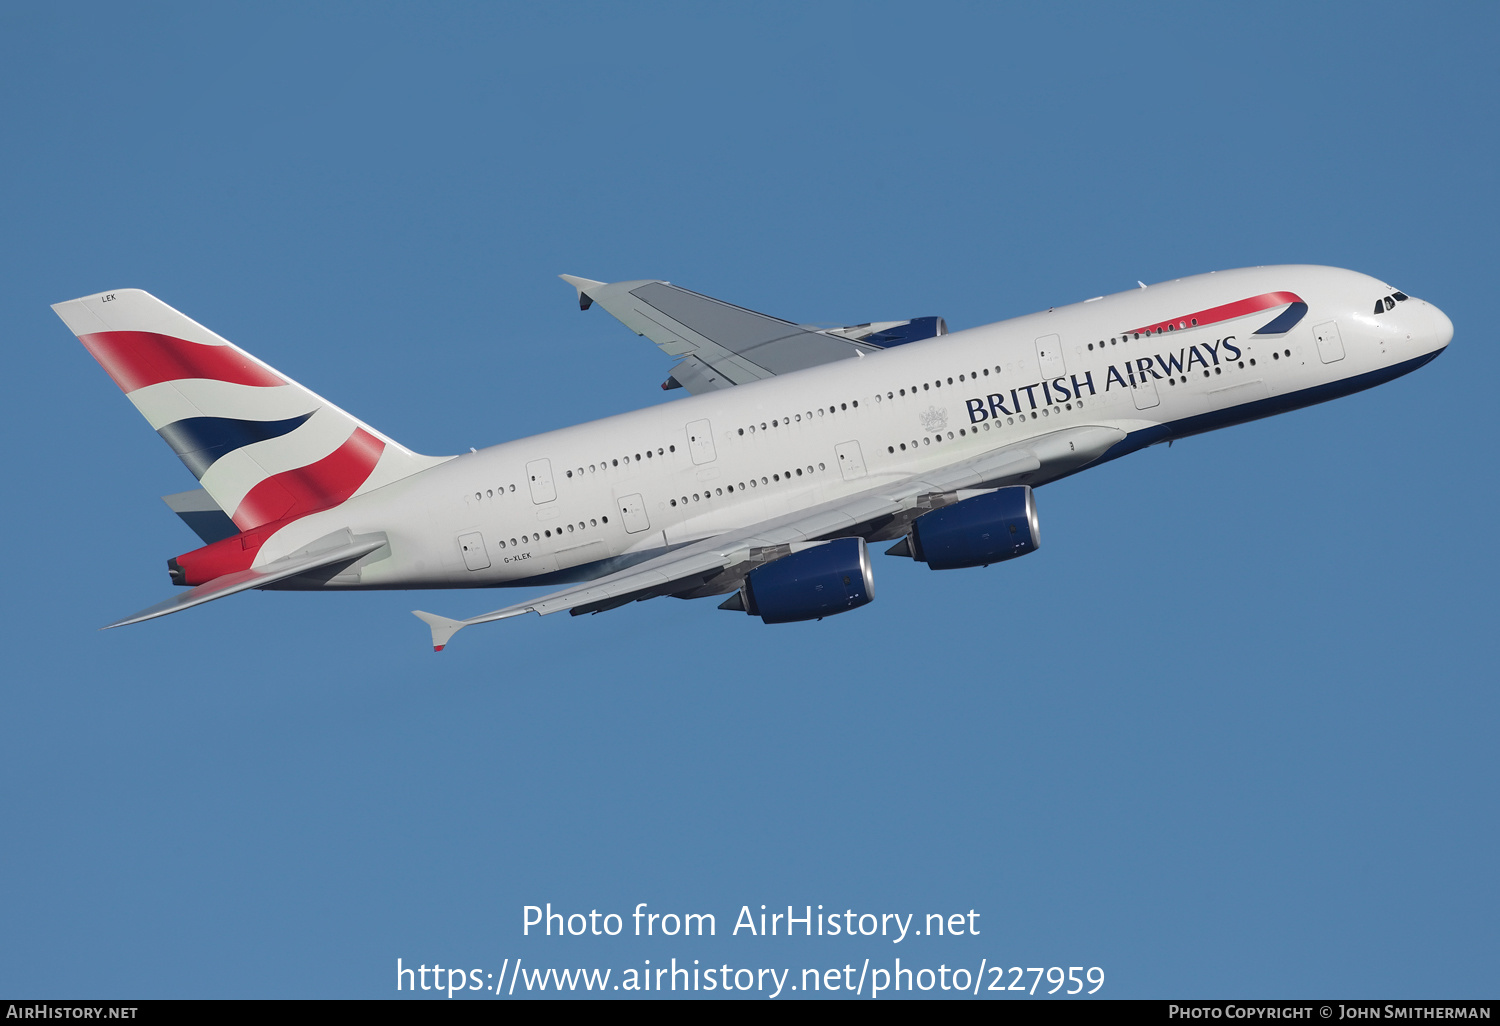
897;486;1039;570
824;316;947;348
862;315;947;348
727;537;875;624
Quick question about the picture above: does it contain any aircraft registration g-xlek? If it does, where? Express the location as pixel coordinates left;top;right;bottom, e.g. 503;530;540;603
54;265;1451;650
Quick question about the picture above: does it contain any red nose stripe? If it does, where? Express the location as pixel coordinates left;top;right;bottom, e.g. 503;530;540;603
1127;291;1303;336
231;428;385;529
79;331;285;393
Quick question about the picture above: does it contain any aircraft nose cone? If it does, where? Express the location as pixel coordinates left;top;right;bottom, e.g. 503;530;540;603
1430;303;1454;350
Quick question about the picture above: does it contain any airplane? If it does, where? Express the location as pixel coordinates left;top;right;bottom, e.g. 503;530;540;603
53;265;1452;650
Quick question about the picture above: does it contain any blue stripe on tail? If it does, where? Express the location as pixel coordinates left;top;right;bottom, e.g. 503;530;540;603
158;412;315;479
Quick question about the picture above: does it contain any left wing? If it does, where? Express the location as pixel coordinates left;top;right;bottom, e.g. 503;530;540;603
560;275;946;394
412;424;1124;650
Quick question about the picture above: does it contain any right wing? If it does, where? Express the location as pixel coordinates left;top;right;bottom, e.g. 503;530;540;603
412;424;1125;650
560;275;945;394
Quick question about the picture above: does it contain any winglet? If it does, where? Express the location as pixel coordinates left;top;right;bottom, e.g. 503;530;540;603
412;610;467;652
559;274;606;311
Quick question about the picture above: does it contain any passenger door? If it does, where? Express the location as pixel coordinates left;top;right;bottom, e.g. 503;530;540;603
1131;375;1160;410
618;493;651;533
686;420;717;465
1313;321;1346;364
458;532;491;571
1035;334;1066;378
835;440;867;481
526;458;556;504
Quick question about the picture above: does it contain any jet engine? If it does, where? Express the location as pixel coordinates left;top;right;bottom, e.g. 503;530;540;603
720;537;875;623
888;486;1039;570
824;316;948;349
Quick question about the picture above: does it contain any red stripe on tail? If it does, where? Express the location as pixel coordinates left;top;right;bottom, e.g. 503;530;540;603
231;428;385;529
79;331;285;393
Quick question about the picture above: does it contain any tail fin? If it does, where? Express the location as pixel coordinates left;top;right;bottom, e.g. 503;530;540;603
54;289;452;530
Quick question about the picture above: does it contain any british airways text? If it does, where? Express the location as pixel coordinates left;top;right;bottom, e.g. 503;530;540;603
964;336;1244;421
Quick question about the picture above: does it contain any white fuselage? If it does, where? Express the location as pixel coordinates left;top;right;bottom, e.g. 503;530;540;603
257;265;1453;589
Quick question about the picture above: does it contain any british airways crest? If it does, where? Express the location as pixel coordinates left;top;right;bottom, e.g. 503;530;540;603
919;406;949;433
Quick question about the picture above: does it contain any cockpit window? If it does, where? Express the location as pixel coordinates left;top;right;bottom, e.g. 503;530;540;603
1374;292;1408;314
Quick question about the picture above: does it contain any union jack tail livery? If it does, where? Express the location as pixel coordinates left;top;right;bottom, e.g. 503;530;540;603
54;289;448;531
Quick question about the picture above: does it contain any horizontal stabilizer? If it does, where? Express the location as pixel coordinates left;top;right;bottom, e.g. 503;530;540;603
162;488;239;544
105;534;386;629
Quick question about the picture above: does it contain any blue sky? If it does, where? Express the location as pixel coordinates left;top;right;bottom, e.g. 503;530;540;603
1;1;1495;999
